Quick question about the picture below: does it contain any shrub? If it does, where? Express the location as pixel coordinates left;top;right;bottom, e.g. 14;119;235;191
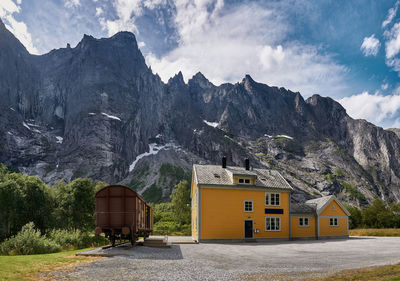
153;221;180;235
47;229;108;250
0;222;61;255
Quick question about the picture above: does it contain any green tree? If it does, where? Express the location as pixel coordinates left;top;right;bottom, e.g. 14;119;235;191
21;176;53;233
0;163;8;181
0;172;53;239
170;180;191;229
345;204;362;229
362;199;394;228
95;181;108;192
0;180;23;239
54;178;95;230
389;203;400;228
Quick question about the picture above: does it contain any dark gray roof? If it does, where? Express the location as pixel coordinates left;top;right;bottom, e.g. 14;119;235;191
305;195;333;213
193;164;292;190
290;203;316;214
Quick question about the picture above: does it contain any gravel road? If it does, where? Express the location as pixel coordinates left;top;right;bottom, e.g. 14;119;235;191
41;237;400;281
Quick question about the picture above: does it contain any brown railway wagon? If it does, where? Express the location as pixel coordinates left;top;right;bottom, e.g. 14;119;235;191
95;185;153;246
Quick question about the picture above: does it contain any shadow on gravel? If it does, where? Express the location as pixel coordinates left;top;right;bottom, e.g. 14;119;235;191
125;245;184;260
202;237;374;246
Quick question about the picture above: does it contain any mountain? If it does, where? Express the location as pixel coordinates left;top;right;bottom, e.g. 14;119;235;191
1;19;400;205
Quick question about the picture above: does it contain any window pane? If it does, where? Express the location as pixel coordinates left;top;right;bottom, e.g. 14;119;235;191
276;218;280;230
245;179;250;184
305;218;309;226
271;218;275;229
299;218;303;226
239;178;244;183
275;194;280;205
266;218;270;230
271;194;275;205
265;194;269;205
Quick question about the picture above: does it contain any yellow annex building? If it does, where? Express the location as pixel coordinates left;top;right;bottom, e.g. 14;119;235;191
191;158;350;242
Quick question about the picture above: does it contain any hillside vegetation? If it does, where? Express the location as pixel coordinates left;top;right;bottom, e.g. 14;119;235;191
0;163;191;254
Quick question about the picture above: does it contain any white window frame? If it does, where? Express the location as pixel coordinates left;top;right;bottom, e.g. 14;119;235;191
244;200;253;212
329;217;338;227
298;217;309;227
265;192;280;206
265;216;281;231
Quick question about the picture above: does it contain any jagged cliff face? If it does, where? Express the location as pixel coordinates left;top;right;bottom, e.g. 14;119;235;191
1;19;400;204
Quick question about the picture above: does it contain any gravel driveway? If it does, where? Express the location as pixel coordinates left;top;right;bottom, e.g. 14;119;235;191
42;237;400;281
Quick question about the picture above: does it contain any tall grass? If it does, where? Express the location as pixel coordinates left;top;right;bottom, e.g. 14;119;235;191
47;229;108;250
350;228;400;237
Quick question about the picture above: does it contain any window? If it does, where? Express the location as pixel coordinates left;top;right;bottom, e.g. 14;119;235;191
244;200;253;212
238;178;251;184
329;217;338;226
265;217;281;231
265;193;280;206
299;217;309;227
331;204;336;210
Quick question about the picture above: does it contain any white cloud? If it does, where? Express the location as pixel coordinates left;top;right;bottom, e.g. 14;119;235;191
64;0;81;8
382;83;389;90
0;0;20;17
360;34;380;56
385;23;400;59
101;0;143;35
382;1;399;28
339;91;400;127
95;7;103;16
146;0;347;97
0;0;38;54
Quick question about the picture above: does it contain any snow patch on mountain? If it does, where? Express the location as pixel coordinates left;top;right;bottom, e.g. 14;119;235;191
203;120;218;128
129;142;179;172
101;112;121;121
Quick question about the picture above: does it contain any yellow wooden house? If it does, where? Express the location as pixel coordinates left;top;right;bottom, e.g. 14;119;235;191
191;159;350;242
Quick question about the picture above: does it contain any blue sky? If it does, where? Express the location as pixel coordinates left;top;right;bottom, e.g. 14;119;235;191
1;0;400;128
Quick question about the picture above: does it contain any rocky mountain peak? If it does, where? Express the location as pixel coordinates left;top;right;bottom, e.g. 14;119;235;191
2;26;400;206
242;74;257;91
188;72;214;90
306;94;347;117
168;71;185;86
109;31;139;47
242;74;255;83
0;18;5;30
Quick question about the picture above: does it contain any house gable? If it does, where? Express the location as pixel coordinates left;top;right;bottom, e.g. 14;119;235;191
320;199;348;216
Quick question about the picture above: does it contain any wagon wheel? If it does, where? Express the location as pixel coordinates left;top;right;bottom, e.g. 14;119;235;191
130;234;137;246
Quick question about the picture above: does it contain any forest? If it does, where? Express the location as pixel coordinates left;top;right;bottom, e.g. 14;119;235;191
0;163;191;255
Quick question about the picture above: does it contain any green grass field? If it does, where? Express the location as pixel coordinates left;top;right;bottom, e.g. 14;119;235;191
350;228;400;237
0;249;96;280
